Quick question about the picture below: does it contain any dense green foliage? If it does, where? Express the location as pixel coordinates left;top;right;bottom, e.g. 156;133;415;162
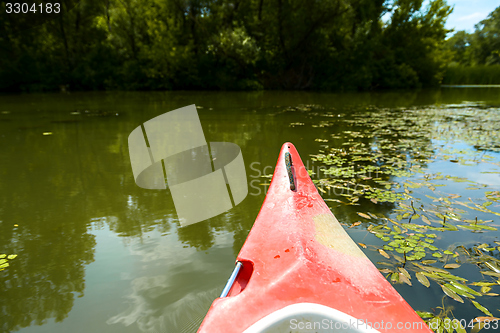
443;6;500;84
1;0;454;91
446;6;500;66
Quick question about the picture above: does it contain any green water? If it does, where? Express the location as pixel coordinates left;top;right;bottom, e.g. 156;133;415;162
1;89;500;333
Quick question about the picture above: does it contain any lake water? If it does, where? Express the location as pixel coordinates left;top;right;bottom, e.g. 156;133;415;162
1;89;500;332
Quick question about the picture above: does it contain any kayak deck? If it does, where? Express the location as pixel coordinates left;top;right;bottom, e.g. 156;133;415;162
198;143;431;332
242;303;382;332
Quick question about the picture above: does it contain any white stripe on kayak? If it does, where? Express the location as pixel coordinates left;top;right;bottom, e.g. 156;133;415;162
242;303;381;333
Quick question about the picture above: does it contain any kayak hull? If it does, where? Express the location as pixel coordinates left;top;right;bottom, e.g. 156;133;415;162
198;143;431;332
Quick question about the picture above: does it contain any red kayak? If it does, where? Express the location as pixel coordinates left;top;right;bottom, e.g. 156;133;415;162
198;143;432;332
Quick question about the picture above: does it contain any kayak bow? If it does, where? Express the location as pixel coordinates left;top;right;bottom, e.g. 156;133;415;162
198;143;432;332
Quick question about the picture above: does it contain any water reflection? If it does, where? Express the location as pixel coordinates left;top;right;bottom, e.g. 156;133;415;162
0;203;96;332
105;229;232;333
0;112;99;331
107;274;221;333
0;89;499;332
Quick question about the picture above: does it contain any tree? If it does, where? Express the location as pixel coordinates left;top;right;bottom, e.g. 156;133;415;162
445;6;500;66
471;6;500;65
445;30;472;65
0;0;456;91
378;0;453;88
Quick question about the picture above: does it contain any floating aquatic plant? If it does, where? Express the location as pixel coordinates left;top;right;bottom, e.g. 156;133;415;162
0;254;17;271
284;102;500;332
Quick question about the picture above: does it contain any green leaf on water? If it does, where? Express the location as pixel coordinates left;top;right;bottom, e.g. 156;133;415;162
421;271;442;280
479;225;497;231
398;267;411;280
413;252;426;260
416;272;430;287
418;265;448;274
401;246;413;252
416;311;434;319
481;286;492;294
441;284;464;303
436;271;468;281
481;271;500;278
471;282;496;287
445;283;475;299
422;260;437;265
399;272;412;286
471;300;492;316
458;225;482;231
455;321;467;333
483;262;500;273
357;212;371;219
448;281;481;296
7;254;17;260
444;223;459;231
378;249;390;259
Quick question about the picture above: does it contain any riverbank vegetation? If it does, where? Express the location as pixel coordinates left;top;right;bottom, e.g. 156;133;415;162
2;1;499;91
443;7;500;84
1;0;454;92
443;65;500;85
